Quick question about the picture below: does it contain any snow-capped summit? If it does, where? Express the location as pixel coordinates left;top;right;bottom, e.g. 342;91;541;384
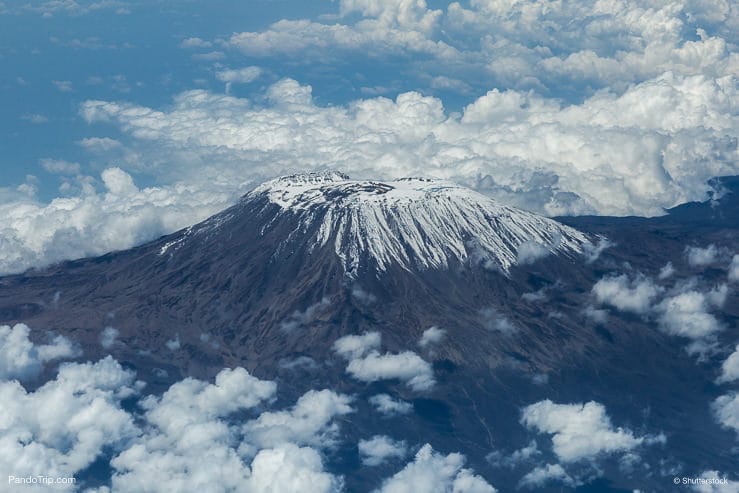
247;172;590;275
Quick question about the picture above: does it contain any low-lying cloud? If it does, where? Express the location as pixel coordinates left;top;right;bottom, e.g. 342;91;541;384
521;400;662;463
334;332;435;391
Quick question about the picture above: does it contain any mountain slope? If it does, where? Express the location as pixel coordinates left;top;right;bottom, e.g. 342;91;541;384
0;174;737;492
164;171;589;276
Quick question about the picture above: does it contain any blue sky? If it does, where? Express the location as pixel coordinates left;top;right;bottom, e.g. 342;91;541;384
1;1;337;198
0;0;737;273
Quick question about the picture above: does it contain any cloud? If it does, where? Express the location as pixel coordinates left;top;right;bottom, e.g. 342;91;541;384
713;392;739;435
77;72;739;222
228;5;452;62
0;324;78;380
221;0;739;122
334;332;435;391
486;440;540;469
77;136;122;152
11;1;131;17
368;393;413;416
656;287;725;340
191;51;225;61
93;367;345;493
345;350;435;391
518;463;575;489
358;435;407;466
21;113;49;124
516;240;552;265
351;285;377;305
686;244;720;267
717;345;739;384
659;262;676;280
216;66;262;84
729;255;739;282
479;307;518;335
592;274;662;314
333;332;382;360
100;326;120;349
690;471;739;492
226;0;738;102
2;3;737;278
108;367;280;493
40;158;81;175
140;367;277;434
0;331;352;493
0;167;236;275
377;443;497;493
243;389;354;450
0;357;140;486
418;326;445;349
521;288;546;303
165;334;181;351
278;356;318;371
280;297;331;332
179;37;212;49
521;400;660;463
583;305;609;324
247;444;344;493
52;80;73;92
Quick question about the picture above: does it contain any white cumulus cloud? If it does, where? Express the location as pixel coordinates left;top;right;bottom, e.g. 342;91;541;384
418;326;445;349
243;389;354;450
334;332;435;390
592;274;662;314
718;345;739;383
346;350;435;391
518;463;575;489
368;393;413;416
686;244;720;267
713;392;739;435
0;167;237;275
358;435;407;466
377;443;497;493
690;470;739;493
333;332;382;360
0;356;140;488
656;287;725;340
0;323;78;380
521;400;659;463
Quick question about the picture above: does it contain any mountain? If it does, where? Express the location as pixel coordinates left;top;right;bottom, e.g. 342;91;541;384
245;171;588;274
1;173;737;492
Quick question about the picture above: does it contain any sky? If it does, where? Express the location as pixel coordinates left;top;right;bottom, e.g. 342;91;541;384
0;0;738;273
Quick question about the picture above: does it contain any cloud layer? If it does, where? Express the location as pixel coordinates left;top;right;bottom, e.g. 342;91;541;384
79;72;738;221
0;167;234;275
0;322;506;491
